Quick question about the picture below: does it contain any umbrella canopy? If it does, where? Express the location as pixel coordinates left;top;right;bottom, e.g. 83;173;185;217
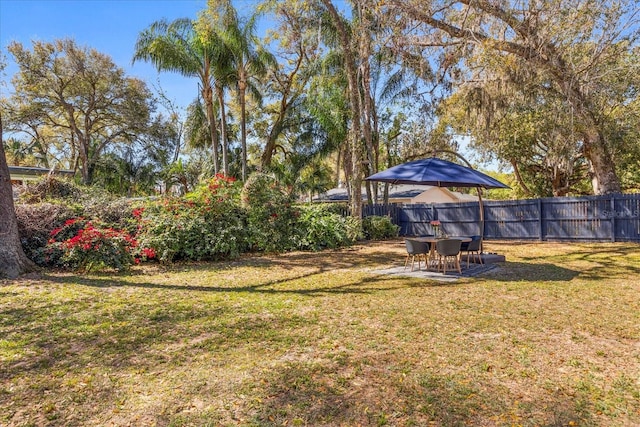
364;157;509;189
365;157;509;250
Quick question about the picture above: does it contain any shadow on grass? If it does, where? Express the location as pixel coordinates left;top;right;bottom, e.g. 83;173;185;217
41;268;408;297
154;245;405;273
498;242;640;281
561;247;640;280
246;360;595;427
485;262;580;282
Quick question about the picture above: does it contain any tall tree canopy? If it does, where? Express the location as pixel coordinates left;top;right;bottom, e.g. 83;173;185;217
134;18;227;174
385;0;640;195
6;39;153;185
207;0;276;182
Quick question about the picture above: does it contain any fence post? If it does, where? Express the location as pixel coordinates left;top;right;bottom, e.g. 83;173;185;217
538;198;543;241
611;194;616;243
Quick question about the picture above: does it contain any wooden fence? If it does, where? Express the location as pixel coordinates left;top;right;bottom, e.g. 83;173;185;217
361;193;640;243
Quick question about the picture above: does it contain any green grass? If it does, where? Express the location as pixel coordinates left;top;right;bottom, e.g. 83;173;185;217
1;240;639;426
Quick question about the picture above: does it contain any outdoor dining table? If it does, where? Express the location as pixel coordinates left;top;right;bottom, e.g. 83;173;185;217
411;236;472;270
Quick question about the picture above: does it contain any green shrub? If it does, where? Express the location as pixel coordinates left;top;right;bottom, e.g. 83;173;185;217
241;173;300;252
345;216;364;242
362;215;400;240
297;204;361;251
14;174;374;269
40;218;142;271
17;176;134;226
136;175;249;262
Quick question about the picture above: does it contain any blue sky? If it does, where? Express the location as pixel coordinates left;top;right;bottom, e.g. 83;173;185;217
0;0;259;109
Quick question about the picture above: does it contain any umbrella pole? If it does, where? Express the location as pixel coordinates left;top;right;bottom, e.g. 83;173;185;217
477;188;484;253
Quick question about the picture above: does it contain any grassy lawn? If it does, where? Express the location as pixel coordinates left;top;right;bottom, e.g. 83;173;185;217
1;240;639;426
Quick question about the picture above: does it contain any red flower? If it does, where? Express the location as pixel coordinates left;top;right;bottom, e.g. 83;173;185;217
50;227;63;237
142;247;156;259
132;207;145;218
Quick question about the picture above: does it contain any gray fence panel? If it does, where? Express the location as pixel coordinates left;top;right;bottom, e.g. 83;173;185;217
361;193;640;242
433;202;481;237
612;195;640;242
484;200;540;240
362;204;399;223
541;196;611;240
398;203;436;236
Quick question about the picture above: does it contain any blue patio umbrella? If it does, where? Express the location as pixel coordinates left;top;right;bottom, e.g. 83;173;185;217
364;157;509;189
365;157;509;245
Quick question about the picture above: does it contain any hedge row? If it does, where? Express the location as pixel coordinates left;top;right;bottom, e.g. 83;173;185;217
15;175;399;272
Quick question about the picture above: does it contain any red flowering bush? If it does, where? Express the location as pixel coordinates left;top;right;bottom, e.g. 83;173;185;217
43;217;155;271
134;175;249;262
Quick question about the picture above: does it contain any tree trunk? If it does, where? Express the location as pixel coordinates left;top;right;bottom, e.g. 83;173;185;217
260;52;304;171
510;160;534;197
322;0;364;218
583;127;621;194
216;85;229;176
202;79;220;175
79;138;91;185
553;70;621;194
261;107;285;170
239;76;248;182
0;113;37;279
357;3;377;205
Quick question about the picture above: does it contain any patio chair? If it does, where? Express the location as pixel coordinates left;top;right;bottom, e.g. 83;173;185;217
436;239;462;274
404;239;430;271
460;235;483;268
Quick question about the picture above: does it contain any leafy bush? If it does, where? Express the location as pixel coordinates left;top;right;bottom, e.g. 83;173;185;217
14;174;369;269
345;216;364;242
362;215;400;240
297;204;361;251
136;175;249;262
241;173;300;252
40;218;143;271
15;202;77;263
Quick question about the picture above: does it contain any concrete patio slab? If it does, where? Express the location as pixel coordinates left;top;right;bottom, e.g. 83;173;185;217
368;262;499;282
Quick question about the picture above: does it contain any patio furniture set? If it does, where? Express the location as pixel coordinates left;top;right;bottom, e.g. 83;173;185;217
404;236;483;274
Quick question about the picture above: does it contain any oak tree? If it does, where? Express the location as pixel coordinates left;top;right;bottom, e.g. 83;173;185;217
387;0;639;194
8;39;153;185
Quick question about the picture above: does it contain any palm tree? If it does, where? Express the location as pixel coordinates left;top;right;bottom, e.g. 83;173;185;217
133;18;224;174
210;0;276;181
212;55;235;176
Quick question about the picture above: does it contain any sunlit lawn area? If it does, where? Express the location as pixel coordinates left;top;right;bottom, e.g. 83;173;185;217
1;240;639;426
